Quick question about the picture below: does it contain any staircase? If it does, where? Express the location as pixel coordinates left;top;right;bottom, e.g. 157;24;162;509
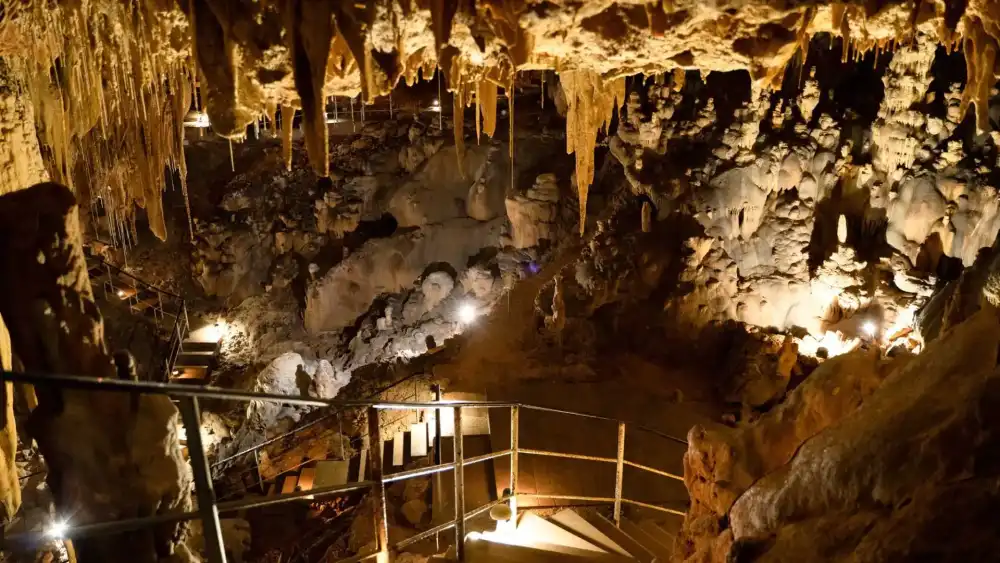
85;253;192;381
260;392;496;508
171;338;222;383
465;508;679;562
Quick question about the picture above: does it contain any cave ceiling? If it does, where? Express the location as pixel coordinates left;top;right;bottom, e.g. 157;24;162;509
0;0;997;238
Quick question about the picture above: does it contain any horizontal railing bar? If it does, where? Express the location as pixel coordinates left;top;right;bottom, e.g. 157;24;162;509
0;372;514;409
622;498;686;517
2;372;332;406
1;481;375;548
465;449;512;466
518;448;616;464
623;459;684;482
393;496;510;550
382;461;453;483
381;449;512;484
518;404;688;446
516;493;617;503
0;373;687;447
217;481;374;512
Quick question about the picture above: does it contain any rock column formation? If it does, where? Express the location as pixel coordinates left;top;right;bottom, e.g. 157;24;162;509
0;61;49;525
0;184;195;563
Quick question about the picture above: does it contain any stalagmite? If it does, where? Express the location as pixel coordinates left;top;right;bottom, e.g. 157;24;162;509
560;70;625;234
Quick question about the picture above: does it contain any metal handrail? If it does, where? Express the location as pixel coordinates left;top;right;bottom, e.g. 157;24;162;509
84;253;189;382
0;370;689;562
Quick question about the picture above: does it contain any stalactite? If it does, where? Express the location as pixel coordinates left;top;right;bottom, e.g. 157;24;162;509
289;1;335;177
479;79;498;139
959;17;997;133
281;104;296;172
507;79;515;194
560;70;625;235
475;80;482;143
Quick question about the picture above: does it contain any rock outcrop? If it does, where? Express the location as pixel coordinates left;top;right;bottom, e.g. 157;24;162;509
0;184;194;562
681;302;1000;562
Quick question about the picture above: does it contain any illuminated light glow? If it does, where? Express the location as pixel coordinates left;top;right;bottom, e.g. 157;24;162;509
116;289;126;299
797;330;861;359
862;320;877;337
183;110;211;129
430;99;441;111
457;302;478;324
46;520;68;539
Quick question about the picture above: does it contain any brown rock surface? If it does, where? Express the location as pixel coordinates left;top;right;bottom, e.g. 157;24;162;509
727;308;1000;562
680;347;896;561
0;184;193;562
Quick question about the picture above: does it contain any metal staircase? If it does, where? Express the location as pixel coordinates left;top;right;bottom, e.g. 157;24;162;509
0;372;689;563
85;253;222;384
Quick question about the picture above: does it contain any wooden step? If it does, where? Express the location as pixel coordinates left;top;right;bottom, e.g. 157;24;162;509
182;340;220;353
314;460;350;488
297;467;316;491
550;510;632;557
170;366;210;382
577;510;654;563
175;352;215;368
410;422;428;458
393;431;406;467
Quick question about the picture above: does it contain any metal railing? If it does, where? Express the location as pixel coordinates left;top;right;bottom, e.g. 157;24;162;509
0;371;687;563
84;253;190;382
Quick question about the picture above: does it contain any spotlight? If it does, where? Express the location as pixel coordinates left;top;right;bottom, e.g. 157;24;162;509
46;520;68;539
457;302;477;324
862;321;877;337
172;369;181;376
116;289;126;299
430;99;441;110
182;109;211;128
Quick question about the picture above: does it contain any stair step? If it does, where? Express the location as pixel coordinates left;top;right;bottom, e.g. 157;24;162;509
175;353;215;367
550;509;632;557
465;537;631;562
577;510;654;563
182;340;219;353
393;431;406;467
315;460;350;488
297;467;316;492
511;513;609;555
280;474;299;494
619;518;673;562
170;366;210;382
410;422;428;457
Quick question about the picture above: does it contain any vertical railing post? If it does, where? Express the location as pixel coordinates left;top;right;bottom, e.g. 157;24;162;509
454;406;466;561
613;421;625;527
367;407;390;562
509;405;519;525
179;397;227;563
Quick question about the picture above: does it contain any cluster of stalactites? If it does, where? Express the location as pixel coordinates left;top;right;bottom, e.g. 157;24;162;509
10;1;194;242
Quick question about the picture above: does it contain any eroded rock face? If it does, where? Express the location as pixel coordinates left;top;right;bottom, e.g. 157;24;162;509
680;348;893;561
728;309;1000;562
